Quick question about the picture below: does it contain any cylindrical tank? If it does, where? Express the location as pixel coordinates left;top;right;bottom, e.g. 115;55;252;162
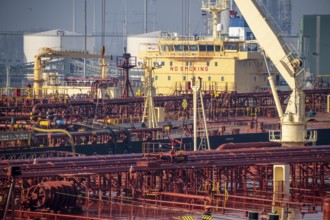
23;29;85;63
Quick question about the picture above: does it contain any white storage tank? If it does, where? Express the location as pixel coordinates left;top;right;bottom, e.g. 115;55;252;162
23;29;85;63
127;31;162;65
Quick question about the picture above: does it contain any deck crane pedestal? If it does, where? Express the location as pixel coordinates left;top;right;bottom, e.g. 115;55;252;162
234;0;317;147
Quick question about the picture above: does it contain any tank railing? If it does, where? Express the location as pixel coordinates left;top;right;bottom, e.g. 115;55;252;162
70;58;121;76
142;142;192;154
269;130;281;142
0;151;80;160
306;130;318;145
269;129;318;144
38;47;94;54
169;81;236;94
161;35;216;42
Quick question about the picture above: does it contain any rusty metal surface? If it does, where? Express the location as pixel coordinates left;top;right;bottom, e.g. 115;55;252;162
0;88;330;218
1;88;329;121
1;145;330;219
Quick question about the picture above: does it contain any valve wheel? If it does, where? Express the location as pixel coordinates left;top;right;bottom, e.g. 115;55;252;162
24;185;48;209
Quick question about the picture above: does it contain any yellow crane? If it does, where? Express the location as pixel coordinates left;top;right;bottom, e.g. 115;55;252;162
33;47;111;97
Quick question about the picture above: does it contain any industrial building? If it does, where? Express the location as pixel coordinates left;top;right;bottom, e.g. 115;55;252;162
300;15;330;85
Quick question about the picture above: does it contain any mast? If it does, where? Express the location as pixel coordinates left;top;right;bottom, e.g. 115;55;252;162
201;0;229;39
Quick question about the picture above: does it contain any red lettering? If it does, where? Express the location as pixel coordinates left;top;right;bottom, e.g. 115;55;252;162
170;66;209;72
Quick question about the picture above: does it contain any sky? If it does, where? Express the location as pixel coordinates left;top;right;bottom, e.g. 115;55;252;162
0;0;202;35
0;0;329;36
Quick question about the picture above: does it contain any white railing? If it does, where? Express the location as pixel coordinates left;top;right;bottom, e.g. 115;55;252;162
269;129;318;145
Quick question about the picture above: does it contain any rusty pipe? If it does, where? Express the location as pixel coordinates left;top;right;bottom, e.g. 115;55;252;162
216;141;281;151
155;191;212;203
25;125;76;155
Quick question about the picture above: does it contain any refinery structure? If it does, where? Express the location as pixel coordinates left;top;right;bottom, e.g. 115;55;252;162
1;0;330;220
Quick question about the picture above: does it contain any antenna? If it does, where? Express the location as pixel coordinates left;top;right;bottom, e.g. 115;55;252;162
144;0;148;33
123;0;127;49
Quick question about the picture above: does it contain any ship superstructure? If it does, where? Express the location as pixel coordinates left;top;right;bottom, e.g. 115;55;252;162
138;1;275;96
139;35;271;95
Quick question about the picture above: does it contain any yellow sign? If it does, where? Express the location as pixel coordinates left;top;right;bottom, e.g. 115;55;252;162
182;98;188;110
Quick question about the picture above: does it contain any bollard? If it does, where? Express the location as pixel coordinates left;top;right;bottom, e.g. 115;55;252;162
248;211;259;220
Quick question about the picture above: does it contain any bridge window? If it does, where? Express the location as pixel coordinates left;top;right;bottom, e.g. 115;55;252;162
224;43;238;50
215;62;218;67
221;76;224;81
170;61;173;66
161;45;167;51
183;76;186;81
207;45;214;52
155;76;158;80
208;76;211;81
206;62;209;67
174;45;183;51
168;76;171;80
189;45;198;51
161;45;173;51
215;45;221;51
199;45;207;51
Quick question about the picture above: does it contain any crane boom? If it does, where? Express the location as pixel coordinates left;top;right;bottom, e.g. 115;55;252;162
33;47;111;97
234;0;298;89
234;0;317;146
